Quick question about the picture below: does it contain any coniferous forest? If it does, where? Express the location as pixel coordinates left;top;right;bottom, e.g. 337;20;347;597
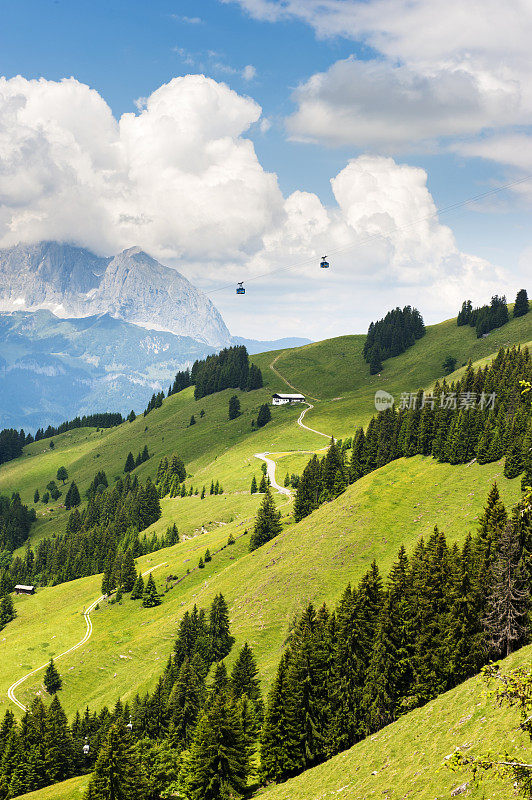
294;345;532;523
363;306;426;373
1;472;163;590
2;481;531;799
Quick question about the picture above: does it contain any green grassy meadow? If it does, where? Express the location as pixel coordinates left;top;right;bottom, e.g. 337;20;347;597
3;309;532;800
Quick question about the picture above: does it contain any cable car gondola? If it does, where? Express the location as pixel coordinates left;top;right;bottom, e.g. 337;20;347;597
236;282;245;295
320;256;330;269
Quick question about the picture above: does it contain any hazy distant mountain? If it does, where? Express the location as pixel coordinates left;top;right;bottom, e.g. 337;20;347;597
0;242;232;348
233;336;312;354
0;311;216;430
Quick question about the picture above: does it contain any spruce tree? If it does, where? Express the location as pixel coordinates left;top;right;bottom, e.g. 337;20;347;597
250;476;257;494
483;521;530;658
260;652;300;782
142;573;161;608
167;657;205;749
514;288;529;318
124;452;135;473
249;487;282;551
0;594;16;630
130;573;144;600
209;593;235;661
44;659;62;694
84;719;145;800
186;693;249;800
44;695;74;783
229;395;241;420
64;481;81;510
33;489;40;503
256;403;271;428
504;439;524;479
230;642;263;714
120;550;137;592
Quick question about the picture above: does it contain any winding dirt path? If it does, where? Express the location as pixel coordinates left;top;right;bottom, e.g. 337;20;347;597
7;561;167;713
254;396;335;496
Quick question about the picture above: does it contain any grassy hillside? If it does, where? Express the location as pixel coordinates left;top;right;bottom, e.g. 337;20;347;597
15;648;532;800
0;385;324;552
3;309;532;800
1;455;521;719
254;312;532;437
15;775;89;800
256;642;532;800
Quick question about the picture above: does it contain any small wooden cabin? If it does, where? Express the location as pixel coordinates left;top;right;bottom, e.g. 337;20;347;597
14;584;35;595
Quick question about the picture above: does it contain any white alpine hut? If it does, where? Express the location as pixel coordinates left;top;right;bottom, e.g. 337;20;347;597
272;392;305;406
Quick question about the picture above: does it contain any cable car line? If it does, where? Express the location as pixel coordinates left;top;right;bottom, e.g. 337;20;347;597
205;172;532;297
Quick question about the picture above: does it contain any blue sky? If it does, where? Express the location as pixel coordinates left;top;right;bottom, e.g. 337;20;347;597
1;0;531;338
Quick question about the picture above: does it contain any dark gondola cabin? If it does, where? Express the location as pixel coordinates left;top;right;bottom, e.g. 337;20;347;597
320;255;330;268
15;584;35;595
236;282;245;294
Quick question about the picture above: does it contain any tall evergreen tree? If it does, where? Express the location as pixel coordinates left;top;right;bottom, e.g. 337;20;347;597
514;288;529;318
44;659;62;694
84;719;146;800
483;521;530;658
249;487;282;551
121;551;137;592
142;573;161;608
260;652;300;783
228;395;241;420
186;694;249;800
209;594;235;661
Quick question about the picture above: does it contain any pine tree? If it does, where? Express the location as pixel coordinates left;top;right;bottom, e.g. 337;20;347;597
209;593;235;661
167;657;205;749
124;452;135;473
483;521;530;658
0;594;16;630
190;415;196;426
250;476;257;494
229;395;241;420
44;659;62;694
230;643;263;713
198;557;205;569
514;288;529;318
33;489;40;503
130;573;144;600
204;549;211;562
120;550;137;592
186;693;249;800
249;487;282;551
256;404;271;428
44;695;74;783
258;474;267;492
84;719;146;800
260;652;300;782
64;481;81;510
142;573;161;608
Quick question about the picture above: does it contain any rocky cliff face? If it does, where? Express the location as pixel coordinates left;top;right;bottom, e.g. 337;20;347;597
0;242;231;348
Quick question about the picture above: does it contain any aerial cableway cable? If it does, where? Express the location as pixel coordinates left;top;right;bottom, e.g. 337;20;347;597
211;173;532;297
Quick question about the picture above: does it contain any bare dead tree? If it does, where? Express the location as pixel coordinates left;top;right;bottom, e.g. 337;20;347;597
483;521;530;658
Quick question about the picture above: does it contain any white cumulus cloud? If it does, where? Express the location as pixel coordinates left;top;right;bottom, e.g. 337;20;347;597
227;0;532;154
0;74;282;261
0;73;507;338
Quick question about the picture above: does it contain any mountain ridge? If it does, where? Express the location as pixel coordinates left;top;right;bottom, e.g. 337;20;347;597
0;241;231;348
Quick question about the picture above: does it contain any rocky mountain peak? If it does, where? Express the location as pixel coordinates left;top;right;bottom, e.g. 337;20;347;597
0;242;231;348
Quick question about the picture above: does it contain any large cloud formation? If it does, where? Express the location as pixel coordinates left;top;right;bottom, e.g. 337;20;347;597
227;0;532;152
0;74;507;338
0;74;282;260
